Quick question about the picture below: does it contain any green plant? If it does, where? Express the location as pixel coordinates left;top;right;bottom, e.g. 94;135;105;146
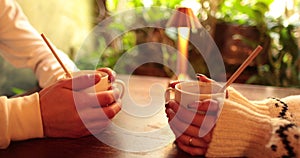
216;0;273;26
216;0;273;50
247;18;300;87
77;0;186;74
0;57;37;96
215;0;300;87
127;0;182;9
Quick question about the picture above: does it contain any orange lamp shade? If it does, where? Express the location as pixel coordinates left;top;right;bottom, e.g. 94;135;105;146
166;7;201;29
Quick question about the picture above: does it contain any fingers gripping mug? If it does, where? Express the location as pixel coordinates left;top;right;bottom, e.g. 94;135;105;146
165;81;226;137
165;81;225;112
68;70;125;98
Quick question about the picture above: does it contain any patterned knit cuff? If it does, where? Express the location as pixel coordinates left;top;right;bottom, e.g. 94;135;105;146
254;97;295;122
281;95;300;125
266;118;299;158
206;99;272;157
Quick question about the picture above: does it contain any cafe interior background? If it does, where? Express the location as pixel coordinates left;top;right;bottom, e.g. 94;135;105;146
1;0;300;96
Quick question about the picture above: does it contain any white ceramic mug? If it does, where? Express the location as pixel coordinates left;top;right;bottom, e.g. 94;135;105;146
69;70;125;98
165;81;225;111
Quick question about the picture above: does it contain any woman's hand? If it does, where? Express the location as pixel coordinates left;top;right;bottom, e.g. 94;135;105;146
39;73;121;138
165;73;219;156
196;74;214;82
165;99;220;156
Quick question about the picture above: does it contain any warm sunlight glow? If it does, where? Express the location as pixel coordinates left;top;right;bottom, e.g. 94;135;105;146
286;0;294;11
142;0;153;8
177;27;190;80
268;0;285;18
268;0;294;18
180;0;201;15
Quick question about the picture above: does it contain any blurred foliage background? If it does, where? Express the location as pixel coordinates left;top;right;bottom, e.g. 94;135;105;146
80;0;300;87
1;0;300;96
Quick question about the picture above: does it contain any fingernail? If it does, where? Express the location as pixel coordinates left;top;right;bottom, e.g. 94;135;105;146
165;101;170;108
166;108;172;115
196;73;206;77
168;80;181;88
196;74;206;80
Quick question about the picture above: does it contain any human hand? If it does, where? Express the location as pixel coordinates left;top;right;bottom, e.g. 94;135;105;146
165;99;220;156
97;67;116;82
197;74;229;98
168;74;212;89
39;73;121;138
196;74;214;82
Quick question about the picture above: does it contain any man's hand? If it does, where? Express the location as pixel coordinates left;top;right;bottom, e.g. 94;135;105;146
39;73;121;138
97;67;116;82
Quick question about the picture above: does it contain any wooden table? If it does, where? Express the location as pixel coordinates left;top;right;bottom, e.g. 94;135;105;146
0;75;299;158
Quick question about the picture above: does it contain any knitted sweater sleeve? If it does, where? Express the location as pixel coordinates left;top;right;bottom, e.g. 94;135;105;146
227;86;295;121
267;118;299;158
206;94;300;157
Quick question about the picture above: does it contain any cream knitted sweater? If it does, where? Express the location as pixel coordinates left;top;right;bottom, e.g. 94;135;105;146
206;87;300;157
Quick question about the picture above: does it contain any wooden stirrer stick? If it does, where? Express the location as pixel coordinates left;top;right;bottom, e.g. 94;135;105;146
41;33;72;78
220;45;263;92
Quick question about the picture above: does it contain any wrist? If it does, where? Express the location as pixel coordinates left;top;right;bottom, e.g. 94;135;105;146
227;86;270;115
227;87;295;122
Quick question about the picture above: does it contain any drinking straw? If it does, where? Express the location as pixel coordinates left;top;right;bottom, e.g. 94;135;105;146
219;45;263;92
41;33;72;78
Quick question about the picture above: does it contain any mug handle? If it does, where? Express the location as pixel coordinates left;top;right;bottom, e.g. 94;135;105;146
113;79;125;98
165;87;174;103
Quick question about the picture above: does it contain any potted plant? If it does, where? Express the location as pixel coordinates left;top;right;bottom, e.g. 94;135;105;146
212;0;300;87
246;17;300;87
213;0;274;82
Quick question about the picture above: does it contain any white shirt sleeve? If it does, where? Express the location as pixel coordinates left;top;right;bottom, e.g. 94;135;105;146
0;0;77;88
0;0;78;149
